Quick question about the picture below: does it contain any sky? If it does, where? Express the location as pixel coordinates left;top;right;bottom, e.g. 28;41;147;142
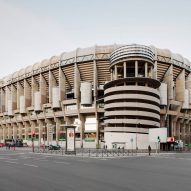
0;0;191;78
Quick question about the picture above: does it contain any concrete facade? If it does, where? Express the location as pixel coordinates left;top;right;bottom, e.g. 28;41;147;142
0;44;191;149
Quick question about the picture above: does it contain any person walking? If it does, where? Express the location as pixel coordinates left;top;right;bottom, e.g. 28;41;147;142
148;145;151;156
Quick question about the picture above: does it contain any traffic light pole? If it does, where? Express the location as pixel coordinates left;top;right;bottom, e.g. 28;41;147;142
32;137;34;152
32;131;35;152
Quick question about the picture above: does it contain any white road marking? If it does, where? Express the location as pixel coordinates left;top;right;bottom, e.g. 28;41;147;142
5;161;18;164
54;161;70;165
152;156;191;160
20;156;33;159
0;153;24;156
24;164;38;168
33;158;49;161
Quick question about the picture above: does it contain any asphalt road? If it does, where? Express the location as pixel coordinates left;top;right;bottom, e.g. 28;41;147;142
0;150;191;191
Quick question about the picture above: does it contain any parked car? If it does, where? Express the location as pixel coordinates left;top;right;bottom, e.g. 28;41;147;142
48;145;61;150
0;143;5;147
23;143;28;147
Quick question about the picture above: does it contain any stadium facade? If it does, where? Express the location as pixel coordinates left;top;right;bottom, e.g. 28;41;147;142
0;44;191;149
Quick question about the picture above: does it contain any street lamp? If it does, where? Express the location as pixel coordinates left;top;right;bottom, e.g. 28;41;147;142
136;123;140;151
32;131;35;152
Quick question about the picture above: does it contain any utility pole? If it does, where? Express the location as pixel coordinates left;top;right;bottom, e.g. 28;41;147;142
32;131;35;152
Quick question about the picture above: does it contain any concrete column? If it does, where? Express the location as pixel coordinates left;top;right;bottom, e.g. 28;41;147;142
79;115;85;148
40;74;47;104
154;61;158;79
95;113;99;147
24;122;30;141
46;121;53;145
114;65;117;80
7;125;11;139
11;85;17;111
110;70;113;81
0;89;1;113
24;79;31;108
176;69;185;102
59;67;66;101
18;123;22;139
186;74;191;105
135;61;138;77
0;128;2;141
145;62;148;77
124;62;126;78
150;66;154;78
182;122;185;142
74;64;80;100
164;65;174;100
56;120;60;144
3;125;6;141
112;69;115;81
49;70;57;104
178;121;181;140
93;59;98;98
1;89;5;112
172;120;177;138
46;123;49;145
5;87;8;113
32;76;38;107
189;124;191;144
38;120;43;146
17;82;24;110
12;125;17;139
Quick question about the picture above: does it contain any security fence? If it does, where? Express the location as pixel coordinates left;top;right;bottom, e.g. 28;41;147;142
34;147;152;157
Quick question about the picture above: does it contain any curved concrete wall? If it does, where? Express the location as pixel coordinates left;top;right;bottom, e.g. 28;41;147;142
104;83;160;132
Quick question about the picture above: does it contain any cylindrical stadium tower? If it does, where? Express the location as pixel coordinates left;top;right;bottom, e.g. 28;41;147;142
104;45;161;149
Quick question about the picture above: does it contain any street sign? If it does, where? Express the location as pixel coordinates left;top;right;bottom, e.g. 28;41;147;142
167;137;175;142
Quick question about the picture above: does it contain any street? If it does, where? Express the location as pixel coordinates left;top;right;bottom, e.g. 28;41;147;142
0;150;191;191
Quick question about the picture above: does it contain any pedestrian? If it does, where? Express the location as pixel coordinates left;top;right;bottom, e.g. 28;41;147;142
13;143;16;151
8;143;11;150
148;145;151;156
105;145;107;149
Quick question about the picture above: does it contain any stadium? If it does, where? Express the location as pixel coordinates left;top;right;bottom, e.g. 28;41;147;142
0;44;191;149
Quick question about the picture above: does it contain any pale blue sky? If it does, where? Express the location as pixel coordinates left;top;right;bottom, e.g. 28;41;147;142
0;0;191;78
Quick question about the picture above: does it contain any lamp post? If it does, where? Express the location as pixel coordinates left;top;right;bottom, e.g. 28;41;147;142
136;123;140;152
32;131;35;152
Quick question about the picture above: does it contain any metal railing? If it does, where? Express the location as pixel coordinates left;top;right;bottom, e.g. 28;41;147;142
34;147;151;157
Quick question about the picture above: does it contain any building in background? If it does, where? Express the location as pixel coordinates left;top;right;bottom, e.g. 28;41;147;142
0;44;191;149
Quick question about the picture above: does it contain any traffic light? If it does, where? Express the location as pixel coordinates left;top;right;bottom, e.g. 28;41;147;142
157;136;160;143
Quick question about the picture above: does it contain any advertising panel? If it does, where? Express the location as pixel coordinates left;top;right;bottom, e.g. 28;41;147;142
65;126;76;154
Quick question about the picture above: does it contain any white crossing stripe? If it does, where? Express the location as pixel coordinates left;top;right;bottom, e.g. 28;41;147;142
54;161;70;165
5;161;18;164
24;164;38;168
